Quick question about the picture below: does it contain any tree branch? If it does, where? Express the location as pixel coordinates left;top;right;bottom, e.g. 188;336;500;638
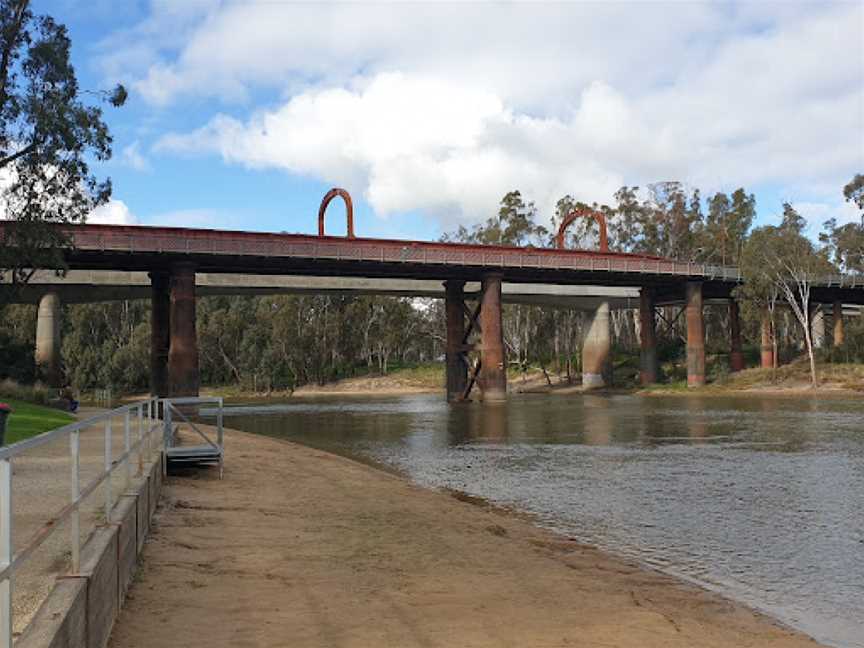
0;140;36;168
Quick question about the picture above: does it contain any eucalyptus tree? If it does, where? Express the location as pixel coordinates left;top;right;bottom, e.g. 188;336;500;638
0;0;125;301
739;204;834;384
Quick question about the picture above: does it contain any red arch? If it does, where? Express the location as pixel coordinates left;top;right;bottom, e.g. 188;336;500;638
318;188;355;238
555;207;608;252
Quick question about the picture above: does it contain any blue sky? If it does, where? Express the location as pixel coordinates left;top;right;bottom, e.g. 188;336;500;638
34;0;864;242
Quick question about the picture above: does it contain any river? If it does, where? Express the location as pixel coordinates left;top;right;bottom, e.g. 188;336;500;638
210;393;864;648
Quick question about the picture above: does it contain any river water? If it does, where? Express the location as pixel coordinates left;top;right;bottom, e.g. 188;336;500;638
212;393;864;648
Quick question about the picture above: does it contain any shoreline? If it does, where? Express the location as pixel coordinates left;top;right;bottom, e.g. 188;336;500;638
109;427;822;648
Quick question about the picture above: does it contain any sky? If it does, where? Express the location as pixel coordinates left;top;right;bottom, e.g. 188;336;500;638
33;0;864;242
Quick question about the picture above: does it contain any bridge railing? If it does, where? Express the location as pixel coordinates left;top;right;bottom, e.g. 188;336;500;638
67;227;744;281
0;398;161;647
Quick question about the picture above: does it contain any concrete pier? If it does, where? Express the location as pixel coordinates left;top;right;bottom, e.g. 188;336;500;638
149;272;170;397
811;306;825;349
583;300;611;389
478;274;506;402
685;282;705;387
35;292;61;387
639;288;657;385
729;300;745;372
444;280;467;402
833;301;845;346
168;263;199;397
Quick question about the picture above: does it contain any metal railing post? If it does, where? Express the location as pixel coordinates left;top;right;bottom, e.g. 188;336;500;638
104;418;112;523
70;429;80;573
124;409;131;490
218;398;224;479
137;405;144;476
217;398;224;450
162;402;171;477
0;458;12;648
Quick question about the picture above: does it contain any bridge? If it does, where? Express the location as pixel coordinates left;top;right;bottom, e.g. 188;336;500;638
3;190;863;401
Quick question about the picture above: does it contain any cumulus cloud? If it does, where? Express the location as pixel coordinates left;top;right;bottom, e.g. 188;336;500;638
88;199;138;225
109;1;862;227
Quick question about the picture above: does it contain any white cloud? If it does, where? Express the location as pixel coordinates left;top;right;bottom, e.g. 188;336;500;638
119;141;150;172
112;1;862;228
793;200;862;237
88;199;138;225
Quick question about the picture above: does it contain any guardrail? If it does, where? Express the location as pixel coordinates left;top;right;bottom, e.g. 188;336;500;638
61;225;745;282
163;397;224;478
0;397;187;647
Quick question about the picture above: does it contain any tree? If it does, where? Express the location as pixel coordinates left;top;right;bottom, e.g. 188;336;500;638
443;191;548;246
0;0;125;300
843;173;864;221
820;217;864;274
701;188;755;266
739;204;833;385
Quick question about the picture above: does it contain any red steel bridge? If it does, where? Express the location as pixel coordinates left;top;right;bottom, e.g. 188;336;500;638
4;189;863;402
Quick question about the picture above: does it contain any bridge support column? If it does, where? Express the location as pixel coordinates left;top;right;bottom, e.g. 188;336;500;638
810;305;825;349
479;274;506;402
729;300;745;372
168;263;199;397
639;288;657;385
444;280;467;402
761;309;775;369
149;272;170;397
833;300;844;346
35;292;62;387
686;282;705;387
583;301;611;389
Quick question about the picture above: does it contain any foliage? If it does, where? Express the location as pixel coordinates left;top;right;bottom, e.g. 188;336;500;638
820;217;864;274
0;0;125;302
842;173;864;217
738;204;834;384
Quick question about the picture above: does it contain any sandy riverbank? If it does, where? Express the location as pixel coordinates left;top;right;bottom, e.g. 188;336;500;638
108;428;820;648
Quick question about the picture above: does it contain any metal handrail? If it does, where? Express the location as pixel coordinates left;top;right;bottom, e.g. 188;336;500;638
0;396;221;647
162;397;224;479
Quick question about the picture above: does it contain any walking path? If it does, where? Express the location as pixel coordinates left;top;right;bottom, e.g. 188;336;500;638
108;429;820;648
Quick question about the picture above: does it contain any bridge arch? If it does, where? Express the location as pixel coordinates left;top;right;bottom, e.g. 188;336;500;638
555;207;608;252
318;188;355;238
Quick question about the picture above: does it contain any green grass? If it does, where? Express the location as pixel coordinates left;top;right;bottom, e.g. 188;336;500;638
0;399;75;445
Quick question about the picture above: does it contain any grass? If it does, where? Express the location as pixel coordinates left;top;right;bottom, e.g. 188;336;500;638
0;398;75;445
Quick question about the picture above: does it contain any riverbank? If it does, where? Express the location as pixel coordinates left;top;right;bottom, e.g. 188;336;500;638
192;359;864;400
108;428;820;648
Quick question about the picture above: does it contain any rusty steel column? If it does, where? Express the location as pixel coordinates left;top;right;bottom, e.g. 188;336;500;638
444;280;467;402
582;300;611;389
760;308;775;369
833;300;845;346
639;288;657;385
479;273;506;402
685;282;705;387
35;292;62;387
168;263;199;397
729;300;745;372
149;271;170;397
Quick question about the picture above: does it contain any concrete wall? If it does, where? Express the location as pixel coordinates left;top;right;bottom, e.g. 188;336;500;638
17;456;164;648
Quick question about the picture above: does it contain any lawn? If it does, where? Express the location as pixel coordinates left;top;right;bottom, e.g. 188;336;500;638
0;399;75;445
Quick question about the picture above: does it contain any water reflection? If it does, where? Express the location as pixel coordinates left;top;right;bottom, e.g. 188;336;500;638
217;393;864;648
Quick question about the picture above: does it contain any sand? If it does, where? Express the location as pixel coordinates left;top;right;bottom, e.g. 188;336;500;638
108;429;821;648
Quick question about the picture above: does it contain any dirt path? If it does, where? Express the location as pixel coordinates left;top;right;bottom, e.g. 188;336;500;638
109;429;820;648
